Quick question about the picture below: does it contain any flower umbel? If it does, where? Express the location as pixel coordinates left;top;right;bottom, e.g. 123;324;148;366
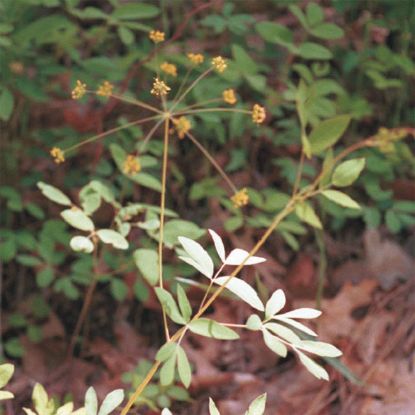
50;147;65;164
123;155;141;175
151;78;171;97
160;62;177;77
231;188;249;208
149;30;165;43
71;80;87;100
374;127;409;153
223;89;237;105
9;61;24;74
252;104;266;124
173;116;191;139
211;56;227;73
187;53;204;65
96;81;114;97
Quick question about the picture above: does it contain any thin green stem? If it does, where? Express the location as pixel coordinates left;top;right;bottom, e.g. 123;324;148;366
185;131;237;193
108;93;163;114
67;245;99;358
177;326;188;346
158;118;171;341
177;98;222;112
139;118;165;152
315;228;327;309
199;263;225;309
174;107;251;117
292;150;305;196
169;68;212;113
64;115;161;154
172;66;193;102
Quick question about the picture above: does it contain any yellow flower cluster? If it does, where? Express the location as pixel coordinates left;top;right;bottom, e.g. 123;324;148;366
211;56;227;73
151;78;171;97
96;81;114;97
123;155;141;175
71;80;87;100
173;116;191;139
223;89;237;105
252;104;266;124
160;62;177;77
231;188;249;208
149;30;165;43
9;61;24;74
373;127;409;153
187;53;204;65
50;147;65;164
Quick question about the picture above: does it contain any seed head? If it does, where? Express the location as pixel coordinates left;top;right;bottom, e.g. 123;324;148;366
231;188;249;208
211;56;227;73
252;104;266;124
187;53;204;65
71;80;87;99
123;155;141;175
149;30;165;43
151;78;171;97
160;62;177;77
223;89;237;105
96;81;114;97
50;147;65;164
173;116;191;139
9;61;24;74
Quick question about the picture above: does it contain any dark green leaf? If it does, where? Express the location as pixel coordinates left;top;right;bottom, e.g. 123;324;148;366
298;42;332;60
309;115;351;154
256;22;293;47
0;88;14;121
111;3;159;20
310;23;344;40
110;278;128;301
36;267;54;287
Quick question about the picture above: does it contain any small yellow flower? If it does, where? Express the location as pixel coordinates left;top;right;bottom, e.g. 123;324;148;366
231;188;249;208
160;62;177;77
211;56;227;73
373;127;408;153
9;61;24;74
50;147;65;164
252;104;266;124
173;116;191;139
187;53;204;65
151;78;171;97
96;81;114;97
223;89;237;105
149;30;165;43
123;155;141;175
71;80;87;99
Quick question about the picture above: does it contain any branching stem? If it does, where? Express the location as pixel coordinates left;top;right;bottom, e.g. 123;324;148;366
185;131;237;193
64;115;161;153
